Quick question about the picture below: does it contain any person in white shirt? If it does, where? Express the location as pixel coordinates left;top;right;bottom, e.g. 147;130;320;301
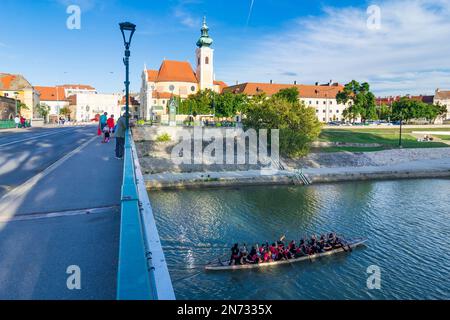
14;115;20;128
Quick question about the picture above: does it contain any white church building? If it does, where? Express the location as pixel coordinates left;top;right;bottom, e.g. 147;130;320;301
139;17;226;120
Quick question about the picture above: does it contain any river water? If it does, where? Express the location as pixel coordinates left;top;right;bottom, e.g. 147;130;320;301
149;179;450;300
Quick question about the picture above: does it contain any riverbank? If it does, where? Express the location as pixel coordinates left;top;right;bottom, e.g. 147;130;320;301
143;149;450;190
133;126;450;190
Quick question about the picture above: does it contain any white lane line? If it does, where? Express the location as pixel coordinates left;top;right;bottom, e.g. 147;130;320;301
0;205;119;223
0;135;98;219
0;128;87;148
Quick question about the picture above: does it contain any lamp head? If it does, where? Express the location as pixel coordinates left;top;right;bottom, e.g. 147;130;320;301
119;22;136;48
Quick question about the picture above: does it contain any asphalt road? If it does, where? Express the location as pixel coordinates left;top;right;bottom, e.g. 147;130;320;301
0;125;122;299
0;126;95;197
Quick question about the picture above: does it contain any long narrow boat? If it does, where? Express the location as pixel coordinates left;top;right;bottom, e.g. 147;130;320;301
205;238;367;271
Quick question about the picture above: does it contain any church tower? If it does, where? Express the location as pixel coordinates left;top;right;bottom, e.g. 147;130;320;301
196;17;214;91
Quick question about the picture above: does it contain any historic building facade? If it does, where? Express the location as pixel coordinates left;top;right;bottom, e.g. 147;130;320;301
0;73;40;122
434;89;450;122
140;17;226;120
224;82;352;123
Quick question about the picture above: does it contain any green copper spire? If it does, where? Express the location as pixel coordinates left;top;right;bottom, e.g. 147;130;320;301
196;16;213;48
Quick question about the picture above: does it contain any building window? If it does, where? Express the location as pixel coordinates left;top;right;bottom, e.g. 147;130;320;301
309;101;312;105
191;86;196;92
323;110;326;113
323;101;326;104
336;110;339;113
205;57;209;64
162;100;166;104
4;93;8;97
154;100;157;104
323;118;326;122
316;101;319;105
316;109;319;113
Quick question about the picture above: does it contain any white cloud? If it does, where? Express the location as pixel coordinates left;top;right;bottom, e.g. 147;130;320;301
174;7;198;28
220;0;450;96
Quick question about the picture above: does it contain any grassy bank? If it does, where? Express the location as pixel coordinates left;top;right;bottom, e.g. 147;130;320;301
317;127;450;152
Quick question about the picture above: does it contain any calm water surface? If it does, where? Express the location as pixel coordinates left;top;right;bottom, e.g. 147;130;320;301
149;179;450;300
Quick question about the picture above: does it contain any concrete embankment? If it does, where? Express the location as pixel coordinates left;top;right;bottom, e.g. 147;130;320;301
144;157;450;190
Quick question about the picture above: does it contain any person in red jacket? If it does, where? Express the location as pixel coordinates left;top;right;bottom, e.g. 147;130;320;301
107;115;115;137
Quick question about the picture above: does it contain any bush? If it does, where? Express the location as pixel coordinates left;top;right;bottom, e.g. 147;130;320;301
156;133;171;142
136;120;145;126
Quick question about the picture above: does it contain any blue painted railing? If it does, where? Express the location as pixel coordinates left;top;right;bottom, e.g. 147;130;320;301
117;130;153;300
117;129;175;300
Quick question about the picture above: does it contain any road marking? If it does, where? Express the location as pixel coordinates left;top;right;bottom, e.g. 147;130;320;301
0;135;98;219
0;205;119;223
0;128;85;148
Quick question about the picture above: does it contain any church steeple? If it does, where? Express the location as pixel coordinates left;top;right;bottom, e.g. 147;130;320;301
196;16;213;48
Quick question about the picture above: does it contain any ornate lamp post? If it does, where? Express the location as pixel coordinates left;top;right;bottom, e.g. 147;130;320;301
119;22;136;129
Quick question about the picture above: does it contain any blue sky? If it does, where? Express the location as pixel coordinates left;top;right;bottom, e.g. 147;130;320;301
1;0;450;96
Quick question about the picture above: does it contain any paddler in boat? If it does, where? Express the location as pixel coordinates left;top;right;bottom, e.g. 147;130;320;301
247;246;260;264
239;243;248;264
229;243;240;265
269;243;278;261
288;240;297;256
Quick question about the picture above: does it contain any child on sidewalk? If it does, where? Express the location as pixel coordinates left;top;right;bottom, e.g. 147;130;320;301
103;124;111;143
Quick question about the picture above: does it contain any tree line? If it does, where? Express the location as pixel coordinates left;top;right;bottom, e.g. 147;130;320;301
336;80;446;123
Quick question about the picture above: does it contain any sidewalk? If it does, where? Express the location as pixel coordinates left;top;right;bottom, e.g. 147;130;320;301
0;135;123;299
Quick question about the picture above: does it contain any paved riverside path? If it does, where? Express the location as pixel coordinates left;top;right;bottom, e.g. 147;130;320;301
143;155;450;188
0;125;122;299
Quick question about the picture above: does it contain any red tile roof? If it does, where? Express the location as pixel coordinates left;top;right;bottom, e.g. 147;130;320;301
58;84;96;90
214;80;228;92
152;92;174;99
435;90;450;100
35;86;67;101
223;82;344;99
0;73;33;90
376;95;434;105
121;95;140;105
147;60;198;83
146;70;158;82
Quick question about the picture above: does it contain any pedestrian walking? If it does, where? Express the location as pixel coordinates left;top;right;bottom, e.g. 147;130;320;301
99;112;108;141
115;113;127;160
20;116;25;128
103;124;111;143
14;115;20;128
107;115;115;139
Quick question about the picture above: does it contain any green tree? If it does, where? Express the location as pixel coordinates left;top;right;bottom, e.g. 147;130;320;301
431;103;447;123
244;93;322;157
59;107;71;118
36;104;50;122
274;87;300;104
336;80;377;122
215;92;248;118
178;89;217;116
391;97;416;122
17;102;29;114
376;103;392;121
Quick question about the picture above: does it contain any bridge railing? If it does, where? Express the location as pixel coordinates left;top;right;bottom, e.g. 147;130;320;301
117;129;175;300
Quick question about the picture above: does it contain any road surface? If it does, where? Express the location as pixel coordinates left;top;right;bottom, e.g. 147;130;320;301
0;125;122;299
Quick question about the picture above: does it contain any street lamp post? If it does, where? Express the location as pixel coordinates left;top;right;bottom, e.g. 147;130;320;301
119;22;136;129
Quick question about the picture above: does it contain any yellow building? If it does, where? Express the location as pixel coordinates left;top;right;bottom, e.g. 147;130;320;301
0;73;40;122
